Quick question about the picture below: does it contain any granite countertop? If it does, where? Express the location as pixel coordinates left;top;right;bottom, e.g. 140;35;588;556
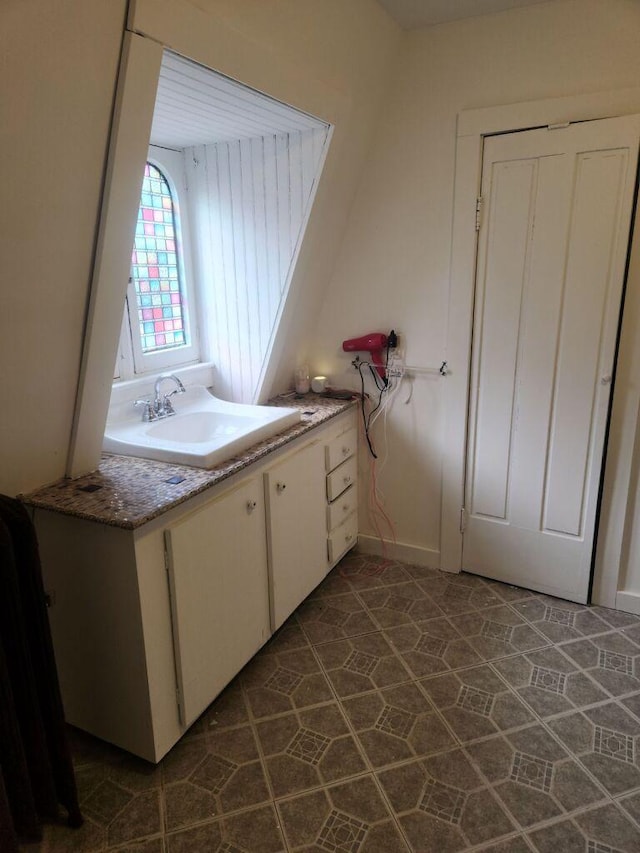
21;394;357;530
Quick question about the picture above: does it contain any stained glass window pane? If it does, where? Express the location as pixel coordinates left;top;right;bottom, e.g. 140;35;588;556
131;163;186;353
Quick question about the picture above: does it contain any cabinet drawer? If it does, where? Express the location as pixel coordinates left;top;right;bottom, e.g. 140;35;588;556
327;484;357;532
325;427;357;472
326;456;357;502
327;512;358;564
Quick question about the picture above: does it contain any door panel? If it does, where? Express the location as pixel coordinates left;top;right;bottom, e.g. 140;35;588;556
464;116;640;602
471;159;537;520
265;440;327;630
165;476;270;727
544;149;630;536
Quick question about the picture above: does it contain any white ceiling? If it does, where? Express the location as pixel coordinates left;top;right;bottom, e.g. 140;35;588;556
376;0;558;29
150;51;326;149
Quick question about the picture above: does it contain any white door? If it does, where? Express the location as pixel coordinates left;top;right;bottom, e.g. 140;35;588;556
463;115;640;603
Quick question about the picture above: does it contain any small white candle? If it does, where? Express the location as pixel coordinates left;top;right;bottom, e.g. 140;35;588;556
311;375;327;393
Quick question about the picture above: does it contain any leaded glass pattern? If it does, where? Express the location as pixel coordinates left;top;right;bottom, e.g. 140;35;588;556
131;163;186;353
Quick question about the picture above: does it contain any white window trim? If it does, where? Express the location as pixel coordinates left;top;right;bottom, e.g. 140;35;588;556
114;145;201;381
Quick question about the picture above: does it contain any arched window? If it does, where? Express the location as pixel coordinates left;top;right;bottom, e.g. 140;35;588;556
131;162;186;353
115;149;199;380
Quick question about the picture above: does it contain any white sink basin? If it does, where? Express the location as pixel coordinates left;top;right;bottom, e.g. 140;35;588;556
103;385;300;468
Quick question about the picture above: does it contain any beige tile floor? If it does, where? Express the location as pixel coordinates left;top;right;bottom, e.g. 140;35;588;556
27;552;640;852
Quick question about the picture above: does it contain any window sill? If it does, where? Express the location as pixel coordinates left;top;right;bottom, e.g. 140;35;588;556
110;362;216;408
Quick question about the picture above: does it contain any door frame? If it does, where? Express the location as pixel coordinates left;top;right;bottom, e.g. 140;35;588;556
441;87;640;610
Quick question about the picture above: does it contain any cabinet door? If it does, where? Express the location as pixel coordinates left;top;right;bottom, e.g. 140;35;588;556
265;440;327;629
165;476;270;727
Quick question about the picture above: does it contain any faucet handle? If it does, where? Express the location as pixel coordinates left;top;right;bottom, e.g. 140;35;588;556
134;399;156;422
160;395;177;416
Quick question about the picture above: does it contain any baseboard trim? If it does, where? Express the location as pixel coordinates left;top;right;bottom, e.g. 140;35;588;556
615;590;640;616
357;535;446;571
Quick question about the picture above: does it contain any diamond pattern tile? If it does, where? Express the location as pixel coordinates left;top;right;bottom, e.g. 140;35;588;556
359;581;443;627
263;667;304;695
587;843;620;853
278;776;408;851
375;704;416;738
593;726;635;764
286;727;331;765
191;754;238;793
317;809;368;852
342;682;455;768
509;751;553;793
43;555;640;852
456;684;495;717
527;802;640;853
482;621;515;643
545;605;577;627
344;649;379;676
511;594;612;643
315;632;412;697
560;633;640;697
415;634;449;658
241;645;333;718
548;702;640;795
378;751;517;851
385;616;483;678
494;647;609;718
530;665;567;695
599;649;635;676
468;724;605;828
296;593;378;643
418;778;467;824
420;665;535;742
449;606;549;661
256;704;366;798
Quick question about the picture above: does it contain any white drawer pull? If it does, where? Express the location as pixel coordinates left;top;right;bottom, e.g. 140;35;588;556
345;533;354;542
342;504;349;512
342;446;351;456
276;482;287;493
343;476;351;485
246;500;257;513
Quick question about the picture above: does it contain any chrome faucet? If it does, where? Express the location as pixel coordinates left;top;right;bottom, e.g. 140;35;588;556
153;374;186;418
134;374;186;421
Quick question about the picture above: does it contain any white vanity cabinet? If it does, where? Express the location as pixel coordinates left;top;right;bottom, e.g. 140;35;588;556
34;509;182;763
34;408;358;762
265;440;327;629
325;424;359;566
165;475;270;729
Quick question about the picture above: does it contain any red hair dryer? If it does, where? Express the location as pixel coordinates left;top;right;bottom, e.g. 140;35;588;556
342;332;388;380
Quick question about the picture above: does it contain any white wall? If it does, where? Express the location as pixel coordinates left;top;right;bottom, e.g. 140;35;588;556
0;0;127;495
7;0;640;609
0;0;400;494
309;0;640;564
185;127;328;403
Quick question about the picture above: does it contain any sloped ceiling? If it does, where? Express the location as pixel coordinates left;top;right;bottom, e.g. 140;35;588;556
150;51;326;149
377;0;559;29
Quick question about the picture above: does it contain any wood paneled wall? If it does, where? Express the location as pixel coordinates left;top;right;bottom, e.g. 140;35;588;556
185;127;329;402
